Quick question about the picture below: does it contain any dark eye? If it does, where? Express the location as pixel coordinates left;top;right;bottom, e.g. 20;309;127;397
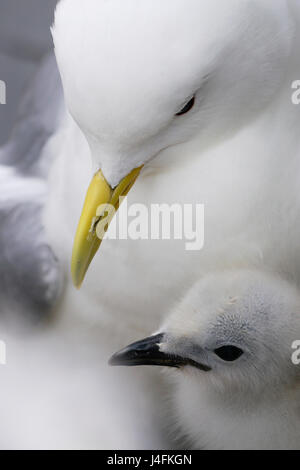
176;96;195;116
214;345;244;362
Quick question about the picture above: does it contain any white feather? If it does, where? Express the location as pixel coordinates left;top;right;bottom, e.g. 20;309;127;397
0;0;299;449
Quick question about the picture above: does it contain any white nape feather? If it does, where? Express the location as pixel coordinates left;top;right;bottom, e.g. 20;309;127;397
158;270;300;450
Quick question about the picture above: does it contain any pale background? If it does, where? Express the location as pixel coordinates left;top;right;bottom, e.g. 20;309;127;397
0;0;58;145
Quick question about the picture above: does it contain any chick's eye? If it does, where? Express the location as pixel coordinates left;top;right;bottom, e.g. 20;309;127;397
176;96;195;116
214;345;244;362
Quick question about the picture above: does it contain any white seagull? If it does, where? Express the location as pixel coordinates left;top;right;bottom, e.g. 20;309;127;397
0;0;299;449
111;270;300;450
49;0;300;346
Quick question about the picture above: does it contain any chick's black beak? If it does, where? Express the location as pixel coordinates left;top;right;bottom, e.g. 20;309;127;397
109;333;211;372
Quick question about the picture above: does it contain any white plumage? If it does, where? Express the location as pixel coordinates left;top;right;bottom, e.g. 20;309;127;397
49;0;300;342
153;270;300;450
0;0;299;449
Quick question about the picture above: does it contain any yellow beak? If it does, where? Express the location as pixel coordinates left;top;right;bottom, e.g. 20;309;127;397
71;166;143;288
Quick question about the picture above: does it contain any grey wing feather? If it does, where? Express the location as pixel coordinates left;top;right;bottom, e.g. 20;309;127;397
0;53;65;319
0;53;64;176
0;197;63;319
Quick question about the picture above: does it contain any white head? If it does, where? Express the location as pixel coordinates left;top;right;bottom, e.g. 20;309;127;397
52;0;295;287
111;270;300;429
53;0;293;187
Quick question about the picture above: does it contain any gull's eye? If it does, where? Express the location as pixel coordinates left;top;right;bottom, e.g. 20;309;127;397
214;345;244;362
176;96;195;116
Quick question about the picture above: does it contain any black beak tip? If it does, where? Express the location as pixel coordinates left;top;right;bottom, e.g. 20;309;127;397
109;349;129;367
108;334;165;367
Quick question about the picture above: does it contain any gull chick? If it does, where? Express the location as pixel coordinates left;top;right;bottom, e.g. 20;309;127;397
111;270;300;450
